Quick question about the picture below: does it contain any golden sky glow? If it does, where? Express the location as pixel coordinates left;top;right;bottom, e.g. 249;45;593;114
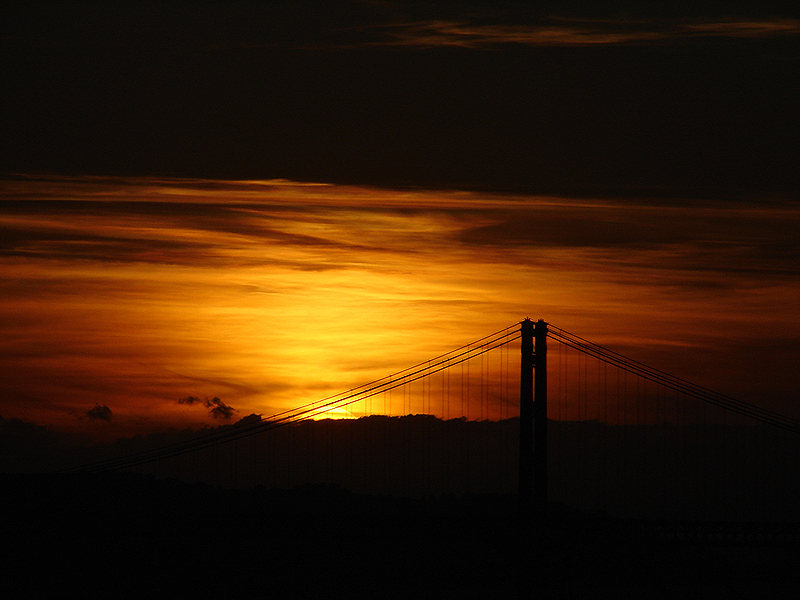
1;176;799;438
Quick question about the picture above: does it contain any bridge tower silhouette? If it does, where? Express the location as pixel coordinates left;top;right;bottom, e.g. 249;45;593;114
519;318;547;515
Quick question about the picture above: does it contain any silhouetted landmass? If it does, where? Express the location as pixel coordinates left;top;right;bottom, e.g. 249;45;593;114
4;414;800;522
21;414;795;522
3;471;799;599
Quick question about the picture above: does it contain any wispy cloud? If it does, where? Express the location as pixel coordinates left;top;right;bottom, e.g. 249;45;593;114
349;16;800;49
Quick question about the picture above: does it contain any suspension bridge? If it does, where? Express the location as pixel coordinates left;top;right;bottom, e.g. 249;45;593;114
67;318;800;523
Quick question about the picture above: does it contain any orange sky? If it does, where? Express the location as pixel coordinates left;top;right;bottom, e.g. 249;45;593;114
1;175;798;440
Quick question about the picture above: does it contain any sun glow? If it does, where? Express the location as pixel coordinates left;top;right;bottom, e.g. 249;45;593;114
2;176;799;437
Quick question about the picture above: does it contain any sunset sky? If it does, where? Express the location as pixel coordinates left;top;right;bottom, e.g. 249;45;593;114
2;2;799;444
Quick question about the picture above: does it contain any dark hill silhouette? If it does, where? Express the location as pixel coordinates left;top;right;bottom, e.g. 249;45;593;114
4;470;799;599
4;414;799;521
37;414;799;522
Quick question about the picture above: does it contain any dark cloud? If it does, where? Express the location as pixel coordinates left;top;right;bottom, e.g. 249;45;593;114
458;202;800;277
179;396;236;420
0;185;388;268
460;208;670;248
86;404;113;421
177;396;204;406
0;226;215;264
208;400;236;420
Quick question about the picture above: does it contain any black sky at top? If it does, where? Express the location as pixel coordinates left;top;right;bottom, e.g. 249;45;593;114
2;1;799;198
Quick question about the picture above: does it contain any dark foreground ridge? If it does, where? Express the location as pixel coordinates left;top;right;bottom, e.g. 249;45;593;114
24;414;799;522
3;472;799;599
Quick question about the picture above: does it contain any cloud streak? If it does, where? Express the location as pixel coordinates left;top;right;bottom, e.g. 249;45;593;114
325;17;800;50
